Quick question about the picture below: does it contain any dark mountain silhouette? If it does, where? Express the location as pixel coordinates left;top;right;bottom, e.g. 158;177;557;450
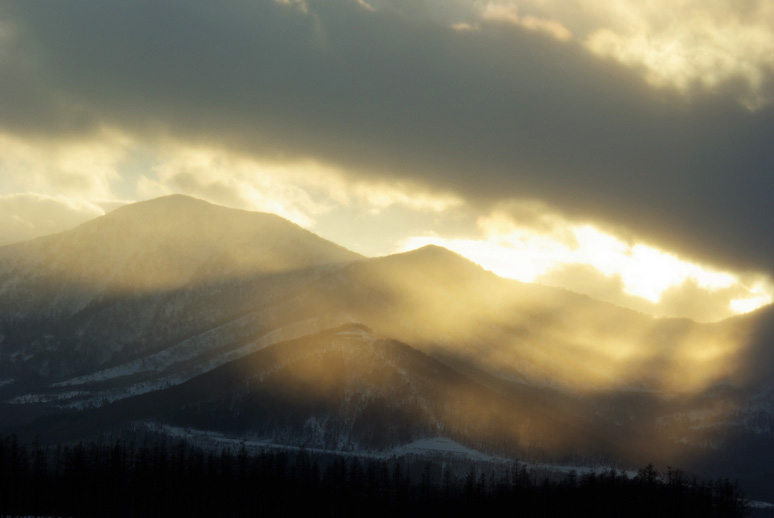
32;325;618;458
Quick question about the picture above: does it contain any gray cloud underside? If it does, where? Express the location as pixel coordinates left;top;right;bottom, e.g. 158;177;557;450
2;0;773;273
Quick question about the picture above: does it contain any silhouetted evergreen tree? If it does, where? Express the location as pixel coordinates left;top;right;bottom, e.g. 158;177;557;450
0;432;753;517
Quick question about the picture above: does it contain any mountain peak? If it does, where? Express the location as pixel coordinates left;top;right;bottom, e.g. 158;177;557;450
390;244;485;271
85;195;352;253
412;244;453;254
105;194;252;222
137;193;208;204
0;195;363;319
152;193;204;202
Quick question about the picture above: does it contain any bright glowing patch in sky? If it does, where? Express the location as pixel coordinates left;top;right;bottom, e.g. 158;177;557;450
397;212;771;319
730;287;773;314
570;227;737;303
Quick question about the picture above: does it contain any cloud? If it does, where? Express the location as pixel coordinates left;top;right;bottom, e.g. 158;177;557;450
582;2;774;109
0;0;772;280
480;3;573;42
396;204;772;321
135;143;462;230
467;0;774;108
136;147;335;228
536;263;771;322
0;193;106;245
0;131;128;199
370;0;774;107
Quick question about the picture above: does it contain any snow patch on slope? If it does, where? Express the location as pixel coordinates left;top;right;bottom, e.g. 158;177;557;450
390;437;495;461
10;314;361;408
138;423;634;479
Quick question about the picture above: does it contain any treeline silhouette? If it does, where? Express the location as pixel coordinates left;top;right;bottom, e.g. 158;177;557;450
0;433;749;517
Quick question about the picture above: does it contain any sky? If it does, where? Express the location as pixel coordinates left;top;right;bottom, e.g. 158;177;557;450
0;0;773;322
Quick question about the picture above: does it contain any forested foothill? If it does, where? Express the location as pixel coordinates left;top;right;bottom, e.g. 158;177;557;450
0;432;755;518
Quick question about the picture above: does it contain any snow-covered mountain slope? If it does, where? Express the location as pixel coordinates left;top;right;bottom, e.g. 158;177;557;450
23;323;772;500
0;194;360;318
39;324;619;458
0;195;362;383
2;196;772;416
0;193;770;500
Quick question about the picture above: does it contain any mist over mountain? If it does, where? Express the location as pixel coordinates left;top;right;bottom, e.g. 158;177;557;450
0;194;359;314
44;325;614;458
1;195;772;501
0;195;360;380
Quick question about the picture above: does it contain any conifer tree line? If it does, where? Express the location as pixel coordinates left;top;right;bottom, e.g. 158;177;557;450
0;433;750;517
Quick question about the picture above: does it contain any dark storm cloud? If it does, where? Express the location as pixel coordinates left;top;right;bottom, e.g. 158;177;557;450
1;0;773;273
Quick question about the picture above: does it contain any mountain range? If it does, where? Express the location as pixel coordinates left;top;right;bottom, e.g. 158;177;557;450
1;195;772;500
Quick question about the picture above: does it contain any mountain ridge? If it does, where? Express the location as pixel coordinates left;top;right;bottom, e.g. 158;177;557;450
2;195;770;397
1;195;773;500
23;324;619;460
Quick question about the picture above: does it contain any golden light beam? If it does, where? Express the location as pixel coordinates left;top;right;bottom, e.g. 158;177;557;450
396;210;772;321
